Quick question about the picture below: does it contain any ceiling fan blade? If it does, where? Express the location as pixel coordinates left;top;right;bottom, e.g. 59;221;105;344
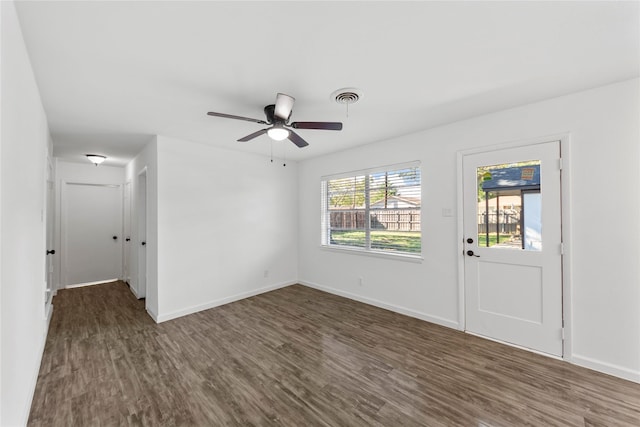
291;121;343;131
274;93;295;121
287;130;309;148
208;111;267;125
238;129;268;142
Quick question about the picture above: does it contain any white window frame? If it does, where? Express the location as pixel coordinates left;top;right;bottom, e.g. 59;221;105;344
321;161;422;261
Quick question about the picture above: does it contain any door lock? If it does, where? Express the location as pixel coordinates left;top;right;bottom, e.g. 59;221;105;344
466;250;480;257
466;238;474;244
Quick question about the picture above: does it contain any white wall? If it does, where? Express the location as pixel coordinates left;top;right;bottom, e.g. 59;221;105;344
1;1;52;424
54;160;125;289
154;136;298;322
298;78;640;382
125;138;158;317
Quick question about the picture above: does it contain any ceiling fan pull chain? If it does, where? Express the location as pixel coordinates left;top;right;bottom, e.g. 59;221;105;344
283;142;287;167
270;140;274;163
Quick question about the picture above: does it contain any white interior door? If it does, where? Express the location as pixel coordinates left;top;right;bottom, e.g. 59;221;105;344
463;140;563;356
45;179;55;306
137;171;147;298
123;181;132;284
62;182;123;286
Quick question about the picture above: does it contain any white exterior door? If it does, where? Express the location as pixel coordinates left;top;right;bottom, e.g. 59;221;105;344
463;140;563;356
62;182;123;286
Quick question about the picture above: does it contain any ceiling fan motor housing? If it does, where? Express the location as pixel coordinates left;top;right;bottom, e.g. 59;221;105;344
264;104;288;124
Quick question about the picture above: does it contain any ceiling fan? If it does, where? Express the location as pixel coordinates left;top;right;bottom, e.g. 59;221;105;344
207;93;342;148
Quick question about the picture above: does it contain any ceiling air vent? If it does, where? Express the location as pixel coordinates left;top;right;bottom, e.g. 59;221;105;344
331;88;362;105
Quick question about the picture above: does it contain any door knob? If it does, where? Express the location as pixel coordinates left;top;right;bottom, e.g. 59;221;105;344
113;236;118;240
125;238;131;242
466;250;480;257
141;241;146;246
46;249;55;255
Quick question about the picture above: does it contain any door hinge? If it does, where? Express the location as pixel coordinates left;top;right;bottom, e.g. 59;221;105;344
558;158;563;170
559;243;564;255
561;328;565;340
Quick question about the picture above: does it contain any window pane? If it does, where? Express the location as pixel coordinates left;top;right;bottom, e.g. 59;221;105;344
369;167;421;254
330;229;366;248
523;192;542;250
370;230;421;253
327;176;366;209
476;161;541;251
327;176;366;248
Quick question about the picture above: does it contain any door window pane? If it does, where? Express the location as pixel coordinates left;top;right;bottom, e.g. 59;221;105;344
476;161;541;251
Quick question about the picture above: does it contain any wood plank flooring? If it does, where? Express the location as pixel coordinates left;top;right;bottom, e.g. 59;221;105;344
29;281;640;426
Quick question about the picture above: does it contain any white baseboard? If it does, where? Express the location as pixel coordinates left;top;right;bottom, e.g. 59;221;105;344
65;278;119;289
128;284;141;299
45;303;54;329
21;305;53;425
146;307;159;323
155;280;297;323
299;280;460;330
571;354;640;384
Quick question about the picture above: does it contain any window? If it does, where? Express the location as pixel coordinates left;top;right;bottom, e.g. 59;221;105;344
321;162;421;257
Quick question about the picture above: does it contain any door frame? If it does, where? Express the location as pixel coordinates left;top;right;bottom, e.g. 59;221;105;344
136;168;148;299
456;133;573;360
123;180;132;285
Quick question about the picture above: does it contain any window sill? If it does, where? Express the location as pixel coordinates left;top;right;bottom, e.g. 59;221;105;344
319;245;424;263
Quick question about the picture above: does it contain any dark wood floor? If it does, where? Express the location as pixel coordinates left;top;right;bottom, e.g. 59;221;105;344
29;281;640;426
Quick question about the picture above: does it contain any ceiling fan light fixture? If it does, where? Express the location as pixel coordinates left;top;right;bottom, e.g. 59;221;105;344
86;154;106;166
267;127;289;141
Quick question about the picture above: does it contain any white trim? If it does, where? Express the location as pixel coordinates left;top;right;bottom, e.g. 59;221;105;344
136;167;148;301
127;282;141;299
65;279;119;289
465;331;563;360
146;307;159;323
45;302;54;327
571;354;640;384
454;132;570;156
559;134;574;361
456;132;573;357
319;245;423;263
21;305;52;426
155;280;296;323
456;150;466;331
299;280;460;330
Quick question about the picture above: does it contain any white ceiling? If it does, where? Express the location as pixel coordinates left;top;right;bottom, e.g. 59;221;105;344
14;1;640;167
